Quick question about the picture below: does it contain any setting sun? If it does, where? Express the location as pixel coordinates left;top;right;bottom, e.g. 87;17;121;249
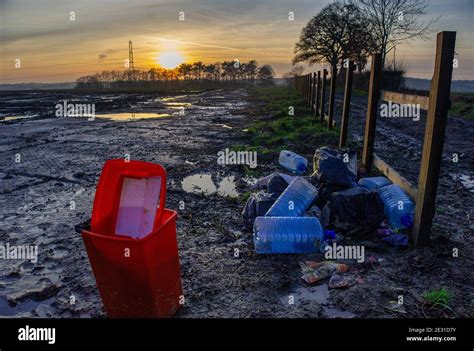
156;51;184;69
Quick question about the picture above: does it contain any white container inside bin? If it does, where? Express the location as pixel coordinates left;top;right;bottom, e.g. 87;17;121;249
115;176;162;238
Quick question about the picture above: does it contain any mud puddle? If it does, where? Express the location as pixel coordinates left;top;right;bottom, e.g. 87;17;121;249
1;114;39;122
181;174;239;198
94;112;172;121
450;173;474;192
280;285;329;306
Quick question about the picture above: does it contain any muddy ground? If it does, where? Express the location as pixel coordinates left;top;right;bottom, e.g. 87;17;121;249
0;88;472;318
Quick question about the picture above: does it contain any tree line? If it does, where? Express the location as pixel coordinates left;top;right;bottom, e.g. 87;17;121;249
75;60;275;90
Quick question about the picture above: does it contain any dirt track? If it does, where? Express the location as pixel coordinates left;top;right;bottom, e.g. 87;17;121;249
0;88;472;318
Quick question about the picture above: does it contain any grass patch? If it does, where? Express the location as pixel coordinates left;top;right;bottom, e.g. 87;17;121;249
228;144;273;155
239;164;261;177
449;93;474;120
353;89;368;97
240;191;253;203
244;86;339;156
423;287;453;308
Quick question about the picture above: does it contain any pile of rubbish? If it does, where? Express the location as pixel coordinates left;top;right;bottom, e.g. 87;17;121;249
242;147;414;255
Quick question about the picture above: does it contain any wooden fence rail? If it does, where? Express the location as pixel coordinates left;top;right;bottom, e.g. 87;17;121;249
292;31;456;247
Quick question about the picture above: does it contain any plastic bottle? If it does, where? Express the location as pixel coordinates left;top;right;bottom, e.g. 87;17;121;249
378;184;414;229
253;217;324;254
324;229;336;240
265;177;317;217
304;205;322;219
278;150;308;174
358;176;392;191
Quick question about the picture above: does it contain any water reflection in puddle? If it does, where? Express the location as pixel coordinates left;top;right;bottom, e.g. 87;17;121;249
0;296;55;316
1;114;38;122
161;95;188;101
280;285;329;306
181;174;239;197
163;102;192;108
94;112;171;121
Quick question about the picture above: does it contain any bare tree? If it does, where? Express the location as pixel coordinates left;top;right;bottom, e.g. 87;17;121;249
352;0;438;66
293;2;374;72
283;65;305;85
289;65;305;77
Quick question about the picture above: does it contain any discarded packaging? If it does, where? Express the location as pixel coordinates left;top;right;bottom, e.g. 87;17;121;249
279;150;308;174
81;159;183;318
328;274;350;289
300;261;348;284
379;184;414;229
358;176;392;191
253;216;324;254
266;177;318;217
325;229;336;240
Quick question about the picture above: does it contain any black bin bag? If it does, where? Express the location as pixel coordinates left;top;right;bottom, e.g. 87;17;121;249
267;173;291;196
324;187;385;235
313;147;357;187
242;191;278;230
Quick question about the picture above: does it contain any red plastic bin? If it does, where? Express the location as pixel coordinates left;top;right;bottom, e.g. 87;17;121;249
81;159;183;318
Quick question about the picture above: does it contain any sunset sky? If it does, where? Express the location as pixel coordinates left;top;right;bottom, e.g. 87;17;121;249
0;0;473;83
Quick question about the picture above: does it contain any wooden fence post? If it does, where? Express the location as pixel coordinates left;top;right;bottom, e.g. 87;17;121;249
308;73;313;108
314;71;321;118
412;31;456;247
327;64;337;129
339;61;354;148
362;54;382;173
304;74;308;99
310;72;316;111
306;74;309;101
302;75;305;97
319;69;327;122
